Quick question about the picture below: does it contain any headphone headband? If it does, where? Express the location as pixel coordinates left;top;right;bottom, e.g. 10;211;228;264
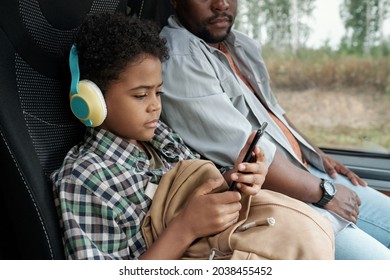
69;44;80;94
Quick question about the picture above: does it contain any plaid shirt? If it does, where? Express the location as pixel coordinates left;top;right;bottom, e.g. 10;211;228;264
51;121;198;259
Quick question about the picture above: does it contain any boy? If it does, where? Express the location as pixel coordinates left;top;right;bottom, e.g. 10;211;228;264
51;13;267;260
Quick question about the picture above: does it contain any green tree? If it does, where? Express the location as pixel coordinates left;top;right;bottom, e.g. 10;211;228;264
340;0;390;55
235;0;264;40
261;0;291;49
290;0;315;53
236;0;315;53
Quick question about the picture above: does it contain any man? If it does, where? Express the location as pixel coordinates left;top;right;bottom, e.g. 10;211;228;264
160;0;390;259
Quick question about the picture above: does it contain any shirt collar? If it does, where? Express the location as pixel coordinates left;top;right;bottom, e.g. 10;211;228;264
83;127;146;167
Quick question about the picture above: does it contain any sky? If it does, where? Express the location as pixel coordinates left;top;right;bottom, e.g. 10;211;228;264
306;0;345;48
306;0;390;49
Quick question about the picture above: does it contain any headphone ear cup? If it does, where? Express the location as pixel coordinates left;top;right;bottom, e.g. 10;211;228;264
69;80;107;127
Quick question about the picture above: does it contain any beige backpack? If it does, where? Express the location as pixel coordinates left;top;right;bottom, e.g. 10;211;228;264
142;159;335;260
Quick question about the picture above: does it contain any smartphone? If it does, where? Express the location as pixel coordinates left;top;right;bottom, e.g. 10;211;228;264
229;122;268;191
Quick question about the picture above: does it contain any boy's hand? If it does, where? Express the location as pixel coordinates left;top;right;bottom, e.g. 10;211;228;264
178;177;242;240
231;131;268;196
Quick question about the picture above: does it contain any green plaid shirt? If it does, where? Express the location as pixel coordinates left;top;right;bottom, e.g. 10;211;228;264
51;121;198;259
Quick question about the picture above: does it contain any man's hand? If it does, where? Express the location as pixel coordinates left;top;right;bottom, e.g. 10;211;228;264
325;184;361;224
319;151;367;187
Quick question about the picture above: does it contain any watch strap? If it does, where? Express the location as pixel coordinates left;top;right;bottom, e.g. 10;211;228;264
313;179;334;208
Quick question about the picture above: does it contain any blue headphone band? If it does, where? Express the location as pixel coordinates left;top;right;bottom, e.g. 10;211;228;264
69;44;80;94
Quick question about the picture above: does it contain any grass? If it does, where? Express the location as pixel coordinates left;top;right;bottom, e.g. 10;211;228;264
299;125;390;153
264;49;390;94
262;49;390;153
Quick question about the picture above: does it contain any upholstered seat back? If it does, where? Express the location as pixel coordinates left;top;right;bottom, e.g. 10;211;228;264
0;0;174;260
0;0;128;260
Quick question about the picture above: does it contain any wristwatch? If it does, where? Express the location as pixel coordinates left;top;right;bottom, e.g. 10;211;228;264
313;179;337;208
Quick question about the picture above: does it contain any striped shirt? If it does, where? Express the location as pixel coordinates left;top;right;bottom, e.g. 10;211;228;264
51;121;198;259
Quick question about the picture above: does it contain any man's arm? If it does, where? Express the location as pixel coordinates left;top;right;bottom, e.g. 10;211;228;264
263;149;322;202
284;115;367;186
264;149;360;223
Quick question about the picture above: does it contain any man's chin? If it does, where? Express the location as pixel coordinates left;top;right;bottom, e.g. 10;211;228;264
195;28;230;45
208;35;229;44
207;26;232;44
204;32;229;44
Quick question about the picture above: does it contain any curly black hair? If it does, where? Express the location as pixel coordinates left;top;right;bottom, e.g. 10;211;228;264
74;13;169;93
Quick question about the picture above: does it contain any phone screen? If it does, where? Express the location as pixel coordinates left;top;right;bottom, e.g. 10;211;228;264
229;122;268;191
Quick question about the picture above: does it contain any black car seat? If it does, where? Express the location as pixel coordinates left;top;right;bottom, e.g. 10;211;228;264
127;0;174;27
0;0;132;260
0;0;174;260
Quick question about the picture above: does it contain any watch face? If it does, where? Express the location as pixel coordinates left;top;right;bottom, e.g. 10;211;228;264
324;181;336;195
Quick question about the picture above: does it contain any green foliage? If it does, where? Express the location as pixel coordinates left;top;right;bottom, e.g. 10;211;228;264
340;0;390;55
236;0;315;51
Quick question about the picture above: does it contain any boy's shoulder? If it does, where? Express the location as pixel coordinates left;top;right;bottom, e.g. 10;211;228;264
51;142;105;184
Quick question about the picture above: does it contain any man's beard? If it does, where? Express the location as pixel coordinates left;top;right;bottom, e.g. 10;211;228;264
195;25;233;44
194;12;234;44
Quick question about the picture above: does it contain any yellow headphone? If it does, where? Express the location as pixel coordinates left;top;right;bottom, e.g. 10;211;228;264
69;44;107;127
